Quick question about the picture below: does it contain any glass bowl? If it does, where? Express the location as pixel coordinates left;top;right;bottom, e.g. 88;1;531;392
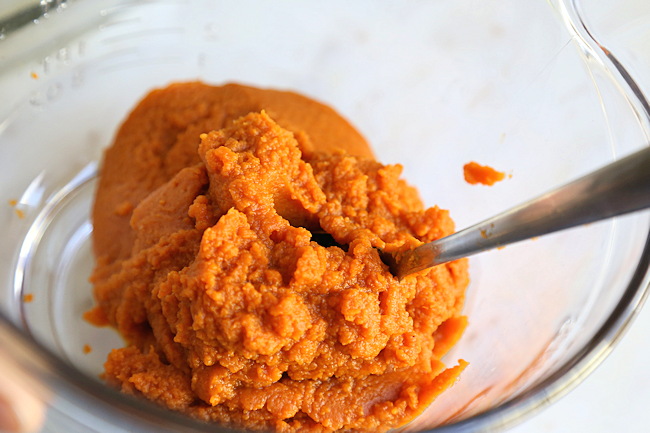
1;0;649;432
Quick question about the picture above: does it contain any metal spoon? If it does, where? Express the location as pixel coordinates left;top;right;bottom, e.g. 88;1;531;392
382;145;650;279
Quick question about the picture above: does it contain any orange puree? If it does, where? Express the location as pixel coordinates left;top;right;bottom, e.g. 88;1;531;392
90;82;469;432
463;161;506;186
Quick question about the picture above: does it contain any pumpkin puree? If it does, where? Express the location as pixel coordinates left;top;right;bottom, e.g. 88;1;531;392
90;82;469;432
463;162;506;186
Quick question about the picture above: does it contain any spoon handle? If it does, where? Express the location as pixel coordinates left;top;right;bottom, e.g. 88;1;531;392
395;145;650;278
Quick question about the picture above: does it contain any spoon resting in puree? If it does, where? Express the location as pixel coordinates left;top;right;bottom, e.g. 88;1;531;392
88;82;469;432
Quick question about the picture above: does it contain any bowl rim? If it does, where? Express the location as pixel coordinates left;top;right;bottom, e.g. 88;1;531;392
1;0;650;432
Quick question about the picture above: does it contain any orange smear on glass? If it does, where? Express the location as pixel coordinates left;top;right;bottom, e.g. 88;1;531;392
463;162;506;186
9;200;25;218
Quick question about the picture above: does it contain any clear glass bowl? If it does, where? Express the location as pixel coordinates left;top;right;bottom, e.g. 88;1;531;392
1;0;649;432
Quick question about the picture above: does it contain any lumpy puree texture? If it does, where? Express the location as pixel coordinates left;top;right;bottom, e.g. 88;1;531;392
90;82;469;432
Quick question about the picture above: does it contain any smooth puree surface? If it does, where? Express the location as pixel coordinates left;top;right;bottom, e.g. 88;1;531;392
89;82;469;432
